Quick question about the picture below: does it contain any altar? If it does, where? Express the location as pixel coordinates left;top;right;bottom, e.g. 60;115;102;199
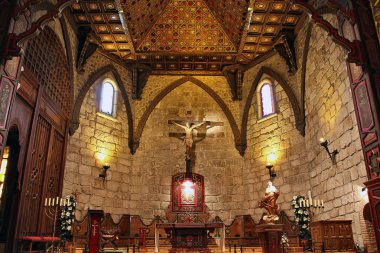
155;223;225;253
152;170;226;252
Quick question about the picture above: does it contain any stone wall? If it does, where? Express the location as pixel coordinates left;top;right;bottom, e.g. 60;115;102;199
241;17;310;219
63;71;244;222
63;72;132;219
242;71;309;219
304;23;367;246
134;80;244;222
60;11;373;247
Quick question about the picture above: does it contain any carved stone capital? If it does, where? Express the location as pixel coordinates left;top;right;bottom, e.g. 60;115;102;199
274;31;297;73
235;141;247;157
222;64;244;100
76;30;99;72
131;63;152;100
129;139;140;155
68;120;79;136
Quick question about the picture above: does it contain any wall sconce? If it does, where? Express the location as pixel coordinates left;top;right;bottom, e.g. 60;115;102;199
319;138;338;163
99;163;110;183
266;163;276;179
266;153;276;179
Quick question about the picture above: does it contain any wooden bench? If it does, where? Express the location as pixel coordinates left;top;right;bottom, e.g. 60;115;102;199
19;236;61;253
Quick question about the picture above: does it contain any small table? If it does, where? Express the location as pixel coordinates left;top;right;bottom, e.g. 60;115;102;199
155;223;225;253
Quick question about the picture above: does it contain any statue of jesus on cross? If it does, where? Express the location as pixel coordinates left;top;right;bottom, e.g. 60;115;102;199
170;120;206;160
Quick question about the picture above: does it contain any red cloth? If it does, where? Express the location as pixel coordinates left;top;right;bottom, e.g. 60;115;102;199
20;236;60;242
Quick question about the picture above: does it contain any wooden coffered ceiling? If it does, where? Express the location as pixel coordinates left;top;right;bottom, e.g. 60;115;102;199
70;0;304;73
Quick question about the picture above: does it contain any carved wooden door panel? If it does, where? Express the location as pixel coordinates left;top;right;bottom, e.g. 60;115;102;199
13;25;71;239
18;116;51;235
39;129;65;235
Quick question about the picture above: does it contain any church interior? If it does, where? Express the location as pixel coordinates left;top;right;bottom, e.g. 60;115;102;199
0;0;379;252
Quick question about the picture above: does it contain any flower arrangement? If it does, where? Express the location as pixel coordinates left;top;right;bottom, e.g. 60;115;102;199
292;195;312;242
60;194;76;243
280;232;289;247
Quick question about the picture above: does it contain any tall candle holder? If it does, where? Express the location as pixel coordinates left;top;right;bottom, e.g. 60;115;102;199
44;196;72;253
297;191;325;213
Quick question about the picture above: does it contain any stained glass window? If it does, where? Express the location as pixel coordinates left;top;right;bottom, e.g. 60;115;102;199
259;82;275;118
0;146;9;205
99;81;116;116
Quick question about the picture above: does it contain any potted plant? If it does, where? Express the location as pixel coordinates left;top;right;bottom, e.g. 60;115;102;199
292;196;312;249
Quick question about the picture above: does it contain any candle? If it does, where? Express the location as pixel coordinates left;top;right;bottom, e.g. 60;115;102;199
308;191;312;206
317;199;320;207
314;199;317;207
45;198;47;206
299;199;305;208
56;197;59;205
321;200;324;207
306;199;309;207
48;198;51;206
60;198;63;206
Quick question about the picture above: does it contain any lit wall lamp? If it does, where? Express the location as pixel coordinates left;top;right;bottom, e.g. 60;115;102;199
319;138;339;163
266;153;277;179
99;163;110;183
266;162;276;179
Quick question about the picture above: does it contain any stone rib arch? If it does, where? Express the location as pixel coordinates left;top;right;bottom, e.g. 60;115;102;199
133;76;243;155
241;66;304;154
69;65;134;153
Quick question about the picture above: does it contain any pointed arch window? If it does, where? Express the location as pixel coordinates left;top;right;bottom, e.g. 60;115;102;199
99;79;117;117
257;80;276;119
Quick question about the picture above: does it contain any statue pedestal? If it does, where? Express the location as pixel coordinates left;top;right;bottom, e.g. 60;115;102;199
257;224;284;253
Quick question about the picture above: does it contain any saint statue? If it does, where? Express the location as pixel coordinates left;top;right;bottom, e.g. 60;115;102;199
171;121;206;160
259;181;280;223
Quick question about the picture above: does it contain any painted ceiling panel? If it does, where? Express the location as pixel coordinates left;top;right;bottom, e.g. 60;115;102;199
137;0;237;53
203;0;250;47
120;0;171;48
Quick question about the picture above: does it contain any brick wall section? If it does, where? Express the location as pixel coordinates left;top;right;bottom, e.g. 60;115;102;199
360;203;377;253
304;22;367;246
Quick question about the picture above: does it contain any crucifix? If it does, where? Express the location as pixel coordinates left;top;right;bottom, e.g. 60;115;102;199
92;221;98;236
169;111;222;174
